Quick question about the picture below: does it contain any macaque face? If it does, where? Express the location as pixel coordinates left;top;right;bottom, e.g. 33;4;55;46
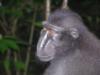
36;21;79;62
36;21;65;62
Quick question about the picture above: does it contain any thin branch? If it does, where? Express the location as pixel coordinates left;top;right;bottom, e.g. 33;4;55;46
5;50;11;75
0;20;8;33
1;15;12;75
11;19;17;35
11;18;20;75
17;40;34;47
23;5;38;75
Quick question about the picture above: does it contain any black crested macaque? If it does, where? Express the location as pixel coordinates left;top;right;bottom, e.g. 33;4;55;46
36;8;100;75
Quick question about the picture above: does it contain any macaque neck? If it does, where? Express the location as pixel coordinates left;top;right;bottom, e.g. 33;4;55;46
51;49;80;63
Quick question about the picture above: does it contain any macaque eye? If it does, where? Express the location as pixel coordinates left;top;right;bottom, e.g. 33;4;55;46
52;33;62;41
41;27;62;41
46;29;61;39
41;28;56;36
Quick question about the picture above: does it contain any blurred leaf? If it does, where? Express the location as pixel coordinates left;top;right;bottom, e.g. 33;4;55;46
4;36;17;41
25;5;33;13
0;42;8;54
3;59;11;70
0;6;23;17
8;8;23;17
0;7;6;14
33;0;44;4
35;21;42;28
4;0;22;7
15;61;25;70
0;38;8;54
0;37;19;54
12;0;22;6
6;40;19;51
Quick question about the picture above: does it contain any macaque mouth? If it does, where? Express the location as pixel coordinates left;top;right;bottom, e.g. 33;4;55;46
42;21;65;33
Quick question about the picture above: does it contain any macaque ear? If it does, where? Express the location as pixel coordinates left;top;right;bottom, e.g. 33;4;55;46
69;28;79;39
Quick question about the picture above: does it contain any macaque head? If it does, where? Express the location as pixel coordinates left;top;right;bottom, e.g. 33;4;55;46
36;20;80;62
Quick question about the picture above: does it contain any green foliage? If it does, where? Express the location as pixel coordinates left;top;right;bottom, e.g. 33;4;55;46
0;7;6;14
0;36;19;54
33;0;44;4
8;8;23;17
25;4;33;13
15;61;25;70
0;7;23;17
10;0;22;6
35;21;42;28
0;0;23;17
0;42;8;54
3;59;25;71
3;59;11;70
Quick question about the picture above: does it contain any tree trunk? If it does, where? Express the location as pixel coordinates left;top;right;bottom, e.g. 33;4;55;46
45;0;51;20
62;0;69;9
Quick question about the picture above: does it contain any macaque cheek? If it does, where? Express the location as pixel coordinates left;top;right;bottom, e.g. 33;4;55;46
36;40;56;62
